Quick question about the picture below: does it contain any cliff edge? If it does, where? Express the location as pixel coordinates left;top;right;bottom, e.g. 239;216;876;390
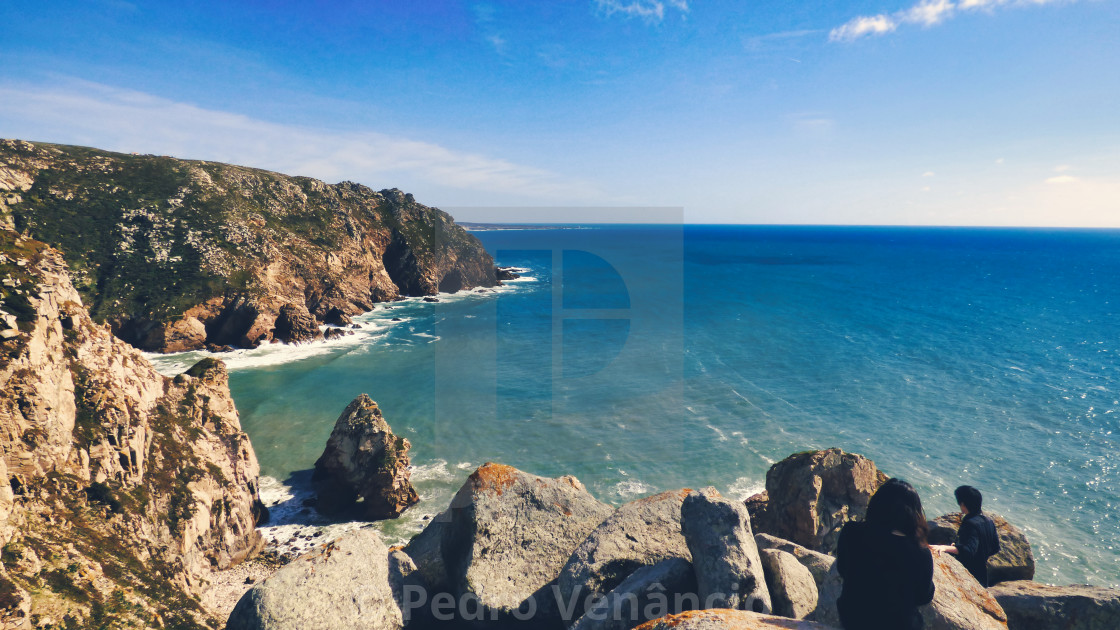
0;139;498;352
0;227;265;628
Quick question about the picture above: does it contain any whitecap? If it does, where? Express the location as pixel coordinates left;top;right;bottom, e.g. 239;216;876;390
727;476;764;501
612;478;653;499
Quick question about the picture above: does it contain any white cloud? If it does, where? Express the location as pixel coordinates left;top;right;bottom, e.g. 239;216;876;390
1054;164;1074;172
1046;175;1080;184
595;0;689;21
832;0;1076;42
0;80;602;203
923;171;936;177
902;0;957;26
829;15;898;42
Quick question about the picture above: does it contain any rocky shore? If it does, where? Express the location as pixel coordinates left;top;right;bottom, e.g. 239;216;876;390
225;447;1120;630
0;139;501;354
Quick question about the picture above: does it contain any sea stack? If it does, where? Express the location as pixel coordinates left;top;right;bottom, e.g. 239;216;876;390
312;394;419;520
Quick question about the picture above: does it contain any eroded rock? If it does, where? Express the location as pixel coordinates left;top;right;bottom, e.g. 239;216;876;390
749;449;887;554
312;395;418;520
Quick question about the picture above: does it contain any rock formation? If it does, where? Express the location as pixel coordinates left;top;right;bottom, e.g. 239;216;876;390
0;229;264;628
559;488;694;608
408;463;614;626
680;488;772;614
746;448;887;554
0;139;499;353
226;529;404;630
989;580;1120;630
312;394;419;520
928;512;1035;584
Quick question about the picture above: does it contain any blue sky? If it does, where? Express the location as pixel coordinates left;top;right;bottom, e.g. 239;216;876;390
1;0;1117;225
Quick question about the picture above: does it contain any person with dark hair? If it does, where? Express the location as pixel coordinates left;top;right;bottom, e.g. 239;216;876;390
836;478;936;630
932;485;1001;586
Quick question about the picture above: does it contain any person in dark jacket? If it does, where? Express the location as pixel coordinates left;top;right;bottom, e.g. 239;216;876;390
932;485;1001;586
837;478;936;630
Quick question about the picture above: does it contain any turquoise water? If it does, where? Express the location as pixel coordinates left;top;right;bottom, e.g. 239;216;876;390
150;225;1120;586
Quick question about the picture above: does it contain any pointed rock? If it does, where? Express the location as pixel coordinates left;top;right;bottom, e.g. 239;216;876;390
312;395;418;520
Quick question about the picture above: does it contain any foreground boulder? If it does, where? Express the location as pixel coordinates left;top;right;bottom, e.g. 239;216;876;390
921;552;1008;630
420;463;614;625
560;488;693;607
681;488;772;614
989;581;1120;630
312;394;419;520
759;549;817;620
755;534;841;626
633;609;838;629
570;558;698;630
747;449;887;554
928;513;1035;584
226;529;401;630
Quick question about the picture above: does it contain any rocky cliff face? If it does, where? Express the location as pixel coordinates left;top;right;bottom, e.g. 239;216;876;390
0;228;264;628
0;139;498;353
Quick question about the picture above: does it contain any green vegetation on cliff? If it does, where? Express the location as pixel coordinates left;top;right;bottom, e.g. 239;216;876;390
0;139;497;351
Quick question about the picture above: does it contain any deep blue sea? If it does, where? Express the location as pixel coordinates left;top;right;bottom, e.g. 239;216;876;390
151;225;1120;587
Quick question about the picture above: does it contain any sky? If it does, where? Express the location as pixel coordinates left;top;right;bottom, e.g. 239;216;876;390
1;0;1118;226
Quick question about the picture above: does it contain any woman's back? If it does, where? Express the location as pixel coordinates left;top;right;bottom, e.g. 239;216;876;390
836;513;935;629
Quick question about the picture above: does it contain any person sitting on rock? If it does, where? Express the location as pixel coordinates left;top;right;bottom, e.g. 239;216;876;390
836;478;936;630
932;485;1001;586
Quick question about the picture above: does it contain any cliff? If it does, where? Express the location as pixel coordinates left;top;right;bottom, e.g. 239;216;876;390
0;228;265;628
0;139;498;353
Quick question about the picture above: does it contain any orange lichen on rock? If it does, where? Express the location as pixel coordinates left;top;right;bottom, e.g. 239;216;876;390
468;462;519;496
633;488;695;506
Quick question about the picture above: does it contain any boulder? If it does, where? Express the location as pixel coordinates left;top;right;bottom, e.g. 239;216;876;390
680;488;771;614
226;529;402;630
560;488;694;607
753;535;834;585
443;463;615;624
569;558;698;630
928;513;1035;584
989;581;1120;630
272;303;321;344
312;395;419;520
759;549;818;620
921;551;1008;630
750;449;887;554
633;609;839;630
754;534;840;627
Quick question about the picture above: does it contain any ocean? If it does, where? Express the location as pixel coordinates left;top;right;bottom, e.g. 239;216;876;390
148;225;1120;587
